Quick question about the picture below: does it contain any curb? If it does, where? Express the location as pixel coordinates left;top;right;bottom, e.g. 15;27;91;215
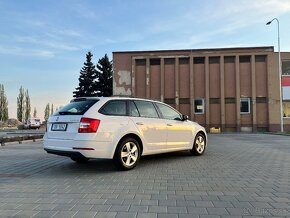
0;134;44;146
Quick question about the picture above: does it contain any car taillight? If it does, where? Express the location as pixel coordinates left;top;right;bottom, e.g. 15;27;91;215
78;118;100;133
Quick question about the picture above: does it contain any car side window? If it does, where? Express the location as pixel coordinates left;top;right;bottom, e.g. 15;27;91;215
134;101;159;118
156;103;182;121
99;100;126;116
129;101;140;117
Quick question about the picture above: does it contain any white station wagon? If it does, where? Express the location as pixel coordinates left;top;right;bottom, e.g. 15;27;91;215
43;97;207;170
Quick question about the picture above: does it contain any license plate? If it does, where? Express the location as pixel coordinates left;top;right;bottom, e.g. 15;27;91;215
51;123;67;131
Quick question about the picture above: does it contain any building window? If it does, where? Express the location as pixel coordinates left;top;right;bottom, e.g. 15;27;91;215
135;59;146;66
239;56;251;63
150;59;160;65
240;98;251;114
209;56;220;64
224;56;235;63
282;60;290;75
194;57;205;64
194;98;205;114
165;58;175;65
283;101;290;117
179;57;189;65
255;55;266;62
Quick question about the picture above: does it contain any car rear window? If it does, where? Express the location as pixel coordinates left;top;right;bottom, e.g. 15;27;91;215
57;98;99;115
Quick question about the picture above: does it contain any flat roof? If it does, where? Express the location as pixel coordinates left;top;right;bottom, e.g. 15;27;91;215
113;46;274;54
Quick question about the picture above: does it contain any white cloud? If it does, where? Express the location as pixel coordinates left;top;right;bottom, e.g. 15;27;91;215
0;45;54;58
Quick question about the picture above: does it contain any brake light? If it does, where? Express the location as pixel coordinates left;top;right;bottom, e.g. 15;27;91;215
78;118;100;133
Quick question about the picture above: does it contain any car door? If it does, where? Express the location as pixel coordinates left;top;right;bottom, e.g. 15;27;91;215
155;103;193;150
129;100;167;154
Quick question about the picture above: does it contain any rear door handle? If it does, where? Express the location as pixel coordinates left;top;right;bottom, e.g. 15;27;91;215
167;123;173;126
136;122;144;125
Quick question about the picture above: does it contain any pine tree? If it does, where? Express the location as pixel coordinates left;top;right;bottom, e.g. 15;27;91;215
73;52;97;97
0;84;9;122
24;89;31;121
95;54;113;97
33;107;37;118
17;86;25;123
44;104;50;121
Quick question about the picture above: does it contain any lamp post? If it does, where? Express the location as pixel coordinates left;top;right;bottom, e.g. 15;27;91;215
266;18;283;132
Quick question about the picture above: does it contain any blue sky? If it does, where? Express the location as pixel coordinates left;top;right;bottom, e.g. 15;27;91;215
1;0;290;120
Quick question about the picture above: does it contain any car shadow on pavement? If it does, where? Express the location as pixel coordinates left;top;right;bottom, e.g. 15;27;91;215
42;151;195;176
38;151;194;176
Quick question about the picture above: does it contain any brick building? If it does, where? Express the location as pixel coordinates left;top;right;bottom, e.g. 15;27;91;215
113;46;290;132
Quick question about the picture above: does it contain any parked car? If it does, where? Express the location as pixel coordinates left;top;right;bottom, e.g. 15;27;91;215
25;118;41;129
43;97;207;170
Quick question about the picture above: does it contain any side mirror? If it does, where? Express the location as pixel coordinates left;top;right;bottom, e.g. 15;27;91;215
182;115;189;121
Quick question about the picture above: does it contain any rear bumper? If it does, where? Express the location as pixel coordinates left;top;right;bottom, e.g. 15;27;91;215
43;137;116;159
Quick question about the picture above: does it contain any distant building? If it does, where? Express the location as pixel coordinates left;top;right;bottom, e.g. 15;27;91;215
113;46;290;132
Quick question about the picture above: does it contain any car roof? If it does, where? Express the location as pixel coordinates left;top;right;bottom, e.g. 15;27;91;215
73;96;163;103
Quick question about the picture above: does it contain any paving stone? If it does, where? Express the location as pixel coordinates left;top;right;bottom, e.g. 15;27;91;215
157;214;178;218
109;205;130;212
129;205;148;213
94;212;117;218
116;212;137;218
158;200;176;206
148;206;167;213
90;204;111;212
187;207;208;215
72;211;96;218
70;204;93;211
167;206;187;213
53;211;77;218
140;200;158;206
0;135;289;217
207;208;229;215
195;201;214;207
211;201;233;208
34;204;57;211
136;212;157;218
176;200;195;207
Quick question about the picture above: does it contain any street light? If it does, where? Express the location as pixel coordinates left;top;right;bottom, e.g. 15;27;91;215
266;18;283;132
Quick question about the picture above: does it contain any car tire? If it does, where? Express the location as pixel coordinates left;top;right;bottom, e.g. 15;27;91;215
71;157;89;163
190;132;206;156
113;137;141;170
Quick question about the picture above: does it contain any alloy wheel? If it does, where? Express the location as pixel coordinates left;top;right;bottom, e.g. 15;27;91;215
121;142;139;167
